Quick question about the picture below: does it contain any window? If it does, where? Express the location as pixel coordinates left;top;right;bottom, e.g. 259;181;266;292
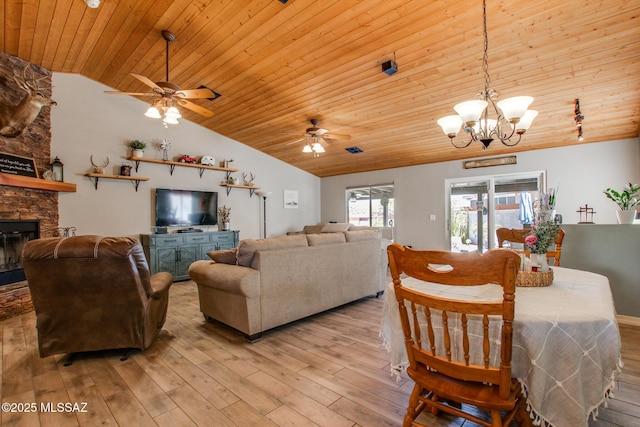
347;184;394;227
447;172;545;253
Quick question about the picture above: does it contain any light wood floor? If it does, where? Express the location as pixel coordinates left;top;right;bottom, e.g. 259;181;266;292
1;281;638;427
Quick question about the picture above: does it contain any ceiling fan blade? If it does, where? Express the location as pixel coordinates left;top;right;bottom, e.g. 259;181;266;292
104;91;156;96
130;73;162;90
175;88;217;99
177;99;215;118
325;133;351;140
286;138;304;146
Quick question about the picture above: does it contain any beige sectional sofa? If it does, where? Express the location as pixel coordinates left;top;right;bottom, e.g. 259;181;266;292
188;230;386;341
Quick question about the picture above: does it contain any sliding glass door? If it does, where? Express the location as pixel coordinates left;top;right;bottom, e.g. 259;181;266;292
447;172;544;253
346;184;394;227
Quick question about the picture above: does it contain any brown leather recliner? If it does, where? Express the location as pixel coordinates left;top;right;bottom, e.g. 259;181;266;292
23;235;173;358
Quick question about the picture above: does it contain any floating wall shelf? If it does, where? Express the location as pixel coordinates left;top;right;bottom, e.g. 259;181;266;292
0;173;76;192
85;173;149;192
219;183;260;197
127;157;238;178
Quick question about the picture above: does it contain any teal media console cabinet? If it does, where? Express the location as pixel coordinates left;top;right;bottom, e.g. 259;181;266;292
140;231;239;281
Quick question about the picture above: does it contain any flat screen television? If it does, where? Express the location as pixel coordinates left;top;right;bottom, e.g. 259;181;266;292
155;188;218;227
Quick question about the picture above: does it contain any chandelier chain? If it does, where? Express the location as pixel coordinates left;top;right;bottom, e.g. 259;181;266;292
482;0;490;94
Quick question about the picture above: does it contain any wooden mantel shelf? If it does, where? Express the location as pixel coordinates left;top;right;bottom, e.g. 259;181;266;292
0;173;76;192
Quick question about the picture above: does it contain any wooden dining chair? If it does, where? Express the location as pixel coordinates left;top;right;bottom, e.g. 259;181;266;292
387;243;531;427
496;227;565;266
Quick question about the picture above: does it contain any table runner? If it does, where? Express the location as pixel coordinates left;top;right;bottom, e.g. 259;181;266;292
380;267;622;427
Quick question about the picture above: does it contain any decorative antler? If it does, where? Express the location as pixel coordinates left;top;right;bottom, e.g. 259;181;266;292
242;172;255;186
90;155;110;174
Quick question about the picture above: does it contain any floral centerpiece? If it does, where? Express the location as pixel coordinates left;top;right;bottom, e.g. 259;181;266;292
525;189;560;271
218;205;231;231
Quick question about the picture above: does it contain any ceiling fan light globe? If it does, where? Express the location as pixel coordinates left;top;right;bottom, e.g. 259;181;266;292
515;109;538;132
497;96;534;122
145;106;161;119
165;106;181;119
302;144;313;153
454;100;487;124
437;115;463;137
163;116;179;125
312;142;325;153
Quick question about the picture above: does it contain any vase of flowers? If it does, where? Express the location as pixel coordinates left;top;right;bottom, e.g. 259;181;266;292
218;205;231;231
525;189;560;272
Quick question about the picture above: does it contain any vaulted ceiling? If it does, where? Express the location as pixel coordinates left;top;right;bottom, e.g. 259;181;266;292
2;0;639;177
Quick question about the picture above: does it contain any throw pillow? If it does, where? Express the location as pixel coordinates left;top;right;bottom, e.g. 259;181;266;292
307;232;347;246
207;248;237;264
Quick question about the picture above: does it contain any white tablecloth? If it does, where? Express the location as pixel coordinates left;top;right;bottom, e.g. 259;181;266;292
380;267;622;427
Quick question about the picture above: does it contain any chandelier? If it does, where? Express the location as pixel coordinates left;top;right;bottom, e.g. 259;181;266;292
144;98;181;127
437;0;537;149
302;136;326;157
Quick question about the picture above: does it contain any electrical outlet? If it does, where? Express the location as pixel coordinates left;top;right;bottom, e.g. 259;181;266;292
429;214;436;221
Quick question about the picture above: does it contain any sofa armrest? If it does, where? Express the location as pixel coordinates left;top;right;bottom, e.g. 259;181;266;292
189;260;261;298
149;272;173;299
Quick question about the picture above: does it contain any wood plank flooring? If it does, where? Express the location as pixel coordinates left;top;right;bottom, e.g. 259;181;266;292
1;280;638;426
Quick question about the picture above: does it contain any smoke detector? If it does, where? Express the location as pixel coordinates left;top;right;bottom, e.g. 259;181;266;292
84;0;100;8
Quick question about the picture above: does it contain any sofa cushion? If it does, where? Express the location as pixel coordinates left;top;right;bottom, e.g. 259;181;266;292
302;225;324;234
347;225;377;232
306;232;347;246
207;248;237;264
345;229;381;242
321;223;350;233
236;234;309;267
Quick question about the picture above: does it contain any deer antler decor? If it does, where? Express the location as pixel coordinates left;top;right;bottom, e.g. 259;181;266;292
90;155;110;174
242;172;255;186
0;64;57;138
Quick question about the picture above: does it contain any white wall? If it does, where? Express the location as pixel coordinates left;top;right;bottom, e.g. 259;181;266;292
51;73;320;239
321;138;640;249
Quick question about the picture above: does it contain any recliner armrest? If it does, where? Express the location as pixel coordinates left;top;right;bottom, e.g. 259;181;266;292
149;272;173;299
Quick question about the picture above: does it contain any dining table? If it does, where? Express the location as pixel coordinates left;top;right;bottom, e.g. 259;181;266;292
379;266;622;427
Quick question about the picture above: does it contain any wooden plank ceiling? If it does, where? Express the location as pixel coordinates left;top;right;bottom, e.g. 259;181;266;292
2;0;639;177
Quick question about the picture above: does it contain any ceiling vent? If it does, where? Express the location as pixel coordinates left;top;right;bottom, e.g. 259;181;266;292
345;146;363;154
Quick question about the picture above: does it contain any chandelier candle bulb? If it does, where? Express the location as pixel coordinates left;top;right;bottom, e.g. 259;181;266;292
496;96;534;122
515;110;538;133
437;115;463;137
454;100;488;126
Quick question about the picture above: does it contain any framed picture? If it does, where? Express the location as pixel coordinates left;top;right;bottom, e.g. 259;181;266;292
284;190;299;209
0;152;39;178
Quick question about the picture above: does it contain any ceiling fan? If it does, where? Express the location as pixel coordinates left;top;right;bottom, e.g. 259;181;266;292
105;30;217;125
290;119;351;156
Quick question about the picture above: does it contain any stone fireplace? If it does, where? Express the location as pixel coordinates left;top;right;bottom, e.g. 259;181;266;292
0;53;57;320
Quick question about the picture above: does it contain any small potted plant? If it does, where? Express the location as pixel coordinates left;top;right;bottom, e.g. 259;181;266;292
130;140;146;158
603;182;639;224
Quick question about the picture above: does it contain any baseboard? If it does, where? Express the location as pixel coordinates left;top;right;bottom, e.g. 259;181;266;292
616;314;640;327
